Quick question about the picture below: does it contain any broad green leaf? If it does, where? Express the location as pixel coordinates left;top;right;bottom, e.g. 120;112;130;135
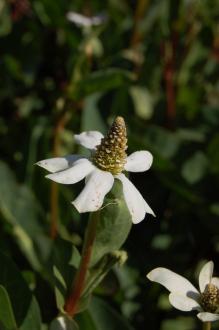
181;151;208;184
0;161;49;270
20;297;41;330
50;316;79;330
76;296;133;330
70;69;135;99
0;285;17;330
0;251;41;327
90;180;132;266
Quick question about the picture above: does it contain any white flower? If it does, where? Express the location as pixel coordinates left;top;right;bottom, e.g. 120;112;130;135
66;12;107;27
147;261;219;322
36;117;155;224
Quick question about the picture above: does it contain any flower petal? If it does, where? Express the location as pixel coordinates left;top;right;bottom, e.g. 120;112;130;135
147;268;199;298
211;277;219;288
197;312;219;322
199;261;214;293
74;131;104;149
169;293;201;312
117;173;155;224
124;151;153;172
36;155;84;173
72;169;114;212
45;159;94;184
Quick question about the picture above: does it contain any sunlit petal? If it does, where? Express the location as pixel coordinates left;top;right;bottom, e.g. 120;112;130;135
36;155;84;173
211;277;219;288
199;261;214;293
74;131;104;149
72;169;114;212
117;173;154;224
124;151;153;172
169;292;201;312
197;312;219;322
46;159;94;184
147;268;199;298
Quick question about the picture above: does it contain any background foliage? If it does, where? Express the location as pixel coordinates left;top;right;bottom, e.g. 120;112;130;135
1;0;219;329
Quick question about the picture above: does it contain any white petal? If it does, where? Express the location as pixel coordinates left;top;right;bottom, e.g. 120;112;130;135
72;169;114;212
197;312;219;322
74;131;104;149
117;173;154;224
147;268;199;299
169;292;201;312
211;277;219;288
124;151;153;172
36;155;84;173
199;261;214;293
45;159;94;184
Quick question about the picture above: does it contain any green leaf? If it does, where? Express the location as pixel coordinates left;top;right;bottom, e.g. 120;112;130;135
0;251;41;328
70;69;135;99
0;285;17;330
181;151;208;184
50;316;79;330
81;94;106;133
0;161;49;270
0;1;12;36
76;297;133;330
129;86;154;120
90;180;132;266
51;238;80;311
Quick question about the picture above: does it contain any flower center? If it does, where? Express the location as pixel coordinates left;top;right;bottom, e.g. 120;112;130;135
200;283;219;313
92;116;127;175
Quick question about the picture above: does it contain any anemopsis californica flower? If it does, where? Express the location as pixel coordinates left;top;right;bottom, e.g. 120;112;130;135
37;116;155;224
147;261;219;322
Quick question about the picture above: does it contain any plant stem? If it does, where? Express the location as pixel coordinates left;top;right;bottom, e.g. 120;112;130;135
64;211;100;317
202;322;211;330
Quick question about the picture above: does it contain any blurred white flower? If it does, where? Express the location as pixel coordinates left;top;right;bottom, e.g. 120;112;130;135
147;261;219;322
36;117;155;224
66;12;107;27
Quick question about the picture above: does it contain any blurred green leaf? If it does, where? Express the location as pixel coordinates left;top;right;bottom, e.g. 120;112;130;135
0;1;11;36
77;296;133;330
0;251;41;328
130;86;154;120
0;285;17;330
181;151;208;184
0;161;49;270
51;238;80;311
70;69;135;99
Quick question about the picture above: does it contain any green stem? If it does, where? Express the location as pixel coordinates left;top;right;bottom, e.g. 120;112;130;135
202;322;211;330
64;211;100;318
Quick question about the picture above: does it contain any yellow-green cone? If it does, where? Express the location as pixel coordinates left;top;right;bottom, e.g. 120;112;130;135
92;116;127;175
200;283;219;312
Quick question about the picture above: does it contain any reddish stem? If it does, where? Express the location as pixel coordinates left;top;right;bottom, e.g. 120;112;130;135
64;211;99;317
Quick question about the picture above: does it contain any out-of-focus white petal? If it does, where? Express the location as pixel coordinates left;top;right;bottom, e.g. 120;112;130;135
169;293;201;312
72;169;114;212
36;155;84;173
199;261;214;293
124;151;153;172
117;173;154;224
45;159;94;184
197;312;219;322
147;268;199;298
74;131;104;149
211;277;219;288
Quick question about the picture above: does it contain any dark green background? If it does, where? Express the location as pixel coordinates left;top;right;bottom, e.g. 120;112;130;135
1;0;219;329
